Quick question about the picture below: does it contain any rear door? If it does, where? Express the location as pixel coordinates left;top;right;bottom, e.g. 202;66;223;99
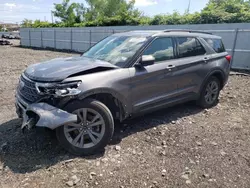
202;37;230;79
203;38;229;65
170;37;208;97
129;37;180;113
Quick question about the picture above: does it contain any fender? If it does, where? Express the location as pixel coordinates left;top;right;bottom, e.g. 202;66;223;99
77;88;131;118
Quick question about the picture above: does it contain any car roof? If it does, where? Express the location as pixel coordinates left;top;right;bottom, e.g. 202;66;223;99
113;30;160;37
113;30;221;39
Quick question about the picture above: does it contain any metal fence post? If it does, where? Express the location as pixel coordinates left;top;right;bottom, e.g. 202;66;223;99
54;29;56;49
29;29;31;47
41;30;43;48
231;28;239;68
89;30;92;48
70;29;73;50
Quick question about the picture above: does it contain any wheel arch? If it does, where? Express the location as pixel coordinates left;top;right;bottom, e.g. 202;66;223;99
200;69;226;93
75;88;130;122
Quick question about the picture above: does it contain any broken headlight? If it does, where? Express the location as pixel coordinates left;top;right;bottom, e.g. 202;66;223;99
35;81;82;97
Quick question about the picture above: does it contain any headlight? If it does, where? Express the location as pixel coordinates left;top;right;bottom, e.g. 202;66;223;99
35;81;82;97
55;88;81;96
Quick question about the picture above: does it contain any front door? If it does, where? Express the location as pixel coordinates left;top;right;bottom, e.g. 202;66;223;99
129;37;179;113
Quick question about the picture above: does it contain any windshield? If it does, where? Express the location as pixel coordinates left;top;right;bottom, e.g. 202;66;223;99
82;35;147;67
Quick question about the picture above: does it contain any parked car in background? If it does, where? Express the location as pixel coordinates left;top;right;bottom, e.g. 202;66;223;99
1;34;9;39
15;30;231;155
14;34;21;39
1;33;17;39
8;34;15;39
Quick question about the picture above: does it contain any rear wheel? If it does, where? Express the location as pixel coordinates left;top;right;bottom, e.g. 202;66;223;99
56;99;114;156
198;76;221;108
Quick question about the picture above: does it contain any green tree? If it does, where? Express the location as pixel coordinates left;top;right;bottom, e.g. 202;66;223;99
200;0;250;23
32;20;51;28
53;0;85;25
21;19;33;27
53;0;142;26
24;0;250;28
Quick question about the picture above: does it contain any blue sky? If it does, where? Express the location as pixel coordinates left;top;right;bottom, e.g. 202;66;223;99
0;0;209;23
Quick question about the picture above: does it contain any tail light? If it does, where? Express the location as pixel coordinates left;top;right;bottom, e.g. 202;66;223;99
225;55;231;63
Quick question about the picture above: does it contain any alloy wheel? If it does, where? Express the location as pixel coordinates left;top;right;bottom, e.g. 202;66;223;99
204;80;219;105
64;108;105;149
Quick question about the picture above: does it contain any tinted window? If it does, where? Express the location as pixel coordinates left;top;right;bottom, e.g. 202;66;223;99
204;38;225;53
143;38;174;62
177;37;206;58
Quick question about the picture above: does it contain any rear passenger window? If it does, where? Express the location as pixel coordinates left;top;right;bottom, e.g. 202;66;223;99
204;38;225;53
143;37;174;62
177;37;206;58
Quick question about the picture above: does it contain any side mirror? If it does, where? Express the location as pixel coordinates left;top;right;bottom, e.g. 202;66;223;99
138;55;155;67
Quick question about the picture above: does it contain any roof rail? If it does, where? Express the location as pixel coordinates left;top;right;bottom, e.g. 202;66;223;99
163;29;212;35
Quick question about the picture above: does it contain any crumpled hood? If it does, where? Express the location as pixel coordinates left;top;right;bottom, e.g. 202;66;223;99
24;56;118;82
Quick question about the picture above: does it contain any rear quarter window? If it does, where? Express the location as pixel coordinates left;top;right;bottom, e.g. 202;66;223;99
176;37;206;58
204;38;225;53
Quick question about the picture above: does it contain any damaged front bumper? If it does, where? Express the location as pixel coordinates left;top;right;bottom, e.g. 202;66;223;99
15;94;77;130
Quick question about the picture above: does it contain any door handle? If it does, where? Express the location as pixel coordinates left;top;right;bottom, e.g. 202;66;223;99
203;57;210;63
166;65;176;71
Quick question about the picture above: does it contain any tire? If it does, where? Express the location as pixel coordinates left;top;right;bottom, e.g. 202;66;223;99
56;99;114;156
197;76;221;109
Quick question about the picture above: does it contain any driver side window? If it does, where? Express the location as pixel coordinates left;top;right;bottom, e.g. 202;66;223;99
143;37;174;62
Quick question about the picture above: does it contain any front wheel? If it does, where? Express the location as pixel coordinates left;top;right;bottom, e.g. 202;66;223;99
197;76;221;109
56;99;114;156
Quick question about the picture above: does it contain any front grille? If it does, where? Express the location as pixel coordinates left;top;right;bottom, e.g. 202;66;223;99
18;74;43;103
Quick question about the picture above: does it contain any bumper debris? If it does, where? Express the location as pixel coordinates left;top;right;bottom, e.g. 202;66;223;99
16;96;77;130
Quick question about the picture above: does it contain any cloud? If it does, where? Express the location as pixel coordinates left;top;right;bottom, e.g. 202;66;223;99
4;3;16;7
4;3;16;9
1;3;40;11
134;0;172;7
19;4;40;10
134;0;157;6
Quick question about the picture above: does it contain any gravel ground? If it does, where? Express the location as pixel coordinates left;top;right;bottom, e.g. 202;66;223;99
0;41;250;188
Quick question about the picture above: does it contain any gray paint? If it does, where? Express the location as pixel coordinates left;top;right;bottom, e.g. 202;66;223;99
24;56;118;82
27;103;77;129
16;31;231;127
16;98;77;129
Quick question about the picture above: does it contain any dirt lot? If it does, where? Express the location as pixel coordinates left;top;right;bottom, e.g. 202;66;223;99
0;41;250;188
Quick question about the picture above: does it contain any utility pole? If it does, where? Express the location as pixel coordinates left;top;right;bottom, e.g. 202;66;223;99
187;0;191;14
51;11;54;23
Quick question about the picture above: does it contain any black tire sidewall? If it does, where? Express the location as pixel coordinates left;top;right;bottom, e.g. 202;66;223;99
199;76;221;109
56;99;114;156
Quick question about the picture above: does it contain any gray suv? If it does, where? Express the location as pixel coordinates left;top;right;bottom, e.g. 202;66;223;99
15;30;231;155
